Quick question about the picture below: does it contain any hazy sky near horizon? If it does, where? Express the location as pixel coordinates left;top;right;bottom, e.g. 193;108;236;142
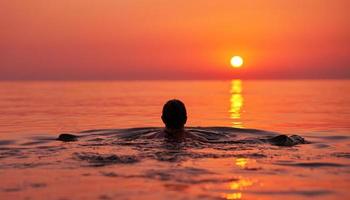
0;0;349;80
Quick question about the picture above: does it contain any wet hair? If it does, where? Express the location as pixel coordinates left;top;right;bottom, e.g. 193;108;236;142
162;99;187;129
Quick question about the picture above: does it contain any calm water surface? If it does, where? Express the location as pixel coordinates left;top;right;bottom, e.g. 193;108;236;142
0;80;349;200
0;80;349;138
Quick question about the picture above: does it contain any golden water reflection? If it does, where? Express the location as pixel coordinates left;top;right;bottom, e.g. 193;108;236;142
230;80;244;128
230;179;254;190
224;178;255;200
235;158;248;168
224;192;242;200
223;158;255;199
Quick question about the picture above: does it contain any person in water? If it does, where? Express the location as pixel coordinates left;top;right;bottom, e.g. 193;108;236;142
144;99;205;141
58;99;306;145
142;99;306;145
161;99;187;137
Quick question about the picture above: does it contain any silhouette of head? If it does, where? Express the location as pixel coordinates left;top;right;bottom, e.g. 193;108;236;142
162;99;187;129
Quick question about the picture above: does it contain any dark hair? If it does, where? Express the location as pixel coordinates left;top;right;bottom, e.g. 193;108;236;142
162;99;187;129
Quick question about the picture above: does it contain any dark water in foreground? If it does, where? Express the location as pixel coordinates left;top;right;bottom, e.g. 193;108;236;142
1;127;349;200
0;80;349;199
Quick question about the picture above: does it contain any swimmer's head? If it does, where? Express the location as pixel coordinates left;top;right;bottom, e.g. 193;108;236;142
162;99;187;129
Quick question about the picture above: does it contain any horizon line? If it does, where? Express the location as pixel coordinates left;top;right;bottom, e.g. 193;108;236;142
0;77;349;82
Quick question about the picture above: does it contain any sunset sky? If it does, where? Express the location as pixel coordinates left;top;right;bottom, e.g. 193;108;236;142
0;0;349;80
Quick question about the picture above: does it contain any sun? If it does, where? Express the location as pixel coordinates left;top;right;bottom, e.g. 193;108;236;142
230;56;244;68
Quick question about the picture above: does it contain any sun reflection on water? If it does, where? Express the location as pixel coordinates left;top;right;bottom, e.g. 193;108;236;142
223;178;255;200
230;80;244;128
235;158;248;168
230;179;254;190
224;192;242;199
222;158;255;199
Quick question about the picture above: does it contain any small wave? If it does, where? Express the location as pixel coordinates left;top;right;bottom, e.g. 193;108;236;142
248;189;333;197
331;152;350;159
100;167;238;184
0;140;15;146
74;152;140;167
274;161;346;168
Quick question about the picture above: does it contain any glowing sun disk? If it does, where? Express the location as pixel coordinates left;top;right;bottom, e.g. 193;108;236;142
230;56;243;68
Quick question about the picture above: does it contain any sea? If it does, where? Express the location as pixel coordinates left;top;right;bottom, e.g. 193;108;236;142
0;80;349;200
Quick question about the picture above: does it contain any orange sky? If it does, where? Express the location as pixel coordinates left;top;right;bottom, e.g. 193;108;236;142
0;0;349;80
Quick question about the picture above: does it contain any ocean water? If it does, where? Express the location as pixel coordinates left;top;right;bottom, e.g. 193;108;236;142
0;80;349;138
0;80;349;200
